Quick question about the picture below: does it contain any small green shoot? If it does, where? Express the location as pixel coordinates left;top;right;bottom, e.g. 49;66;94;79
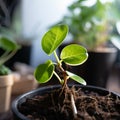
34;24;88;87
0;36;20;75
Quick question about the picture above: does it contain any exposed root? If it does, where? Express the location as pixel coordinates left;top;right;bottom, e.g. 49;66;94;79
71;93;77;118
19;86;120;120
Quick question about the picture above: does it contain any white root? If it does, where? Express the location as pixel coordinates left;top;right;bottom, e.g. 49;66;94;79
71;94;77;117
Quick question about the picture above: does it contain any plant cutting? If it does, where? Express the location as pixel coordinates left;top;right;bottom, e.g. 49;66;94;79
0;35;20;113
12;24;120;120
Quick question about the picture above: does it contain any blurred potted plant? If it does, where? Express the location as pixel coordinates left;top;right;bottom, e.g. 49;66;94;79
0;5;36;69
0;35;19;113
110;0;120;66
58;0;117;88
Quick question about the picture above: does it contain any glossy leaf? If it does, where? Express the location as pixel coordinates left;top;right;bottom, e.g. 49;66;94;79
0;36;19;51
42;24;68;55
34;60;54;83
60;44;88;66
66;71;86;85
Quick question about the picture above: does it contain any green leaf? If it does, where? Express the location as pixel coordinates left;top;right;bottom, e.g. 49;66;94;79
0;36;19;51
66;71;86;85
60;44;88;66
34;60;54;83
0;65;11;75
42;24;68;55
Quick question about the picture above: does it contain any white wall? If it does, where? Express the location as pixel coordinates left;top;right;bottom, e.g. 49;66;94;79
21;0;74;67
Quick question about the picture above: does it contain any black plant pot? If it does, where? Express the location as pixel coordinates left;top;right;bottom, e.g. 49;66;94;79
72;50;117;88
12;84;120;120
59;44;117;88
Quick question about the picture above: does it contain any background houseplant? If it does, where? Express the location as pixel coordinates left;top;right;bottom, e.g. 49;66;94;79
110;0;120;65
58;0;113;50
0;4;36;69
0;1;39;95
0;35;19;113
12;24;120;120
0;36;20;75
57;0;117;88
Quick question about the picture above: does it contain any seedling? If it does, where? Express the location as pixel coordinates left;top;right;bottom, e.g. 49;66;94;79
0;36;20;75
34;25;88;116
34;24;88;88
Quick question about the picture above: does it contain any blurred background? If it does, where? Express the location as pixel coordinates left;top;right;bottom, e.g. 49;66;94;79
0;0;120;119
0;0;75;67
0;0;120;91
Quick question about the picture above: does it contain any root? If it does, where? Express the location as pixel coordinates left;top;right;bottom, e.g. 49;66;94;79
60;85;78;119
71;93;78;118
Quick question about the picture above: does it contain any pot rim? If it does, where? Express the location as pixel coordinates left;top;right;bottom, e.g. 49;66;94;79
12;84;120;120
88;47;117;53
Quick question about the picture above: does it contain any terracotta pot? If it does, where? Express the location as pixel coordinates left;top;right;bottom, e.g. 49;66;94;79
0;74;14;113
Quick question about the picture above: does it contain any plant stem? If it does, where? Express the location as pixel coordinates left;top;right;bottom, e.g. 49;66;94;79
54;51;60;64
0;51;9;59
0;50;17;65
53;71;62;84
53;51;68;88
71;94;77;118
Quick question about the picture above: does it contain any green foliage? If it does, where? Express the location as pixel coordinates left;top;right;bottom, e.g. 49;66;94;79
34;60;54;83
0;36;20;75
60;44;88;66
0;65;11;75
58;0;113;50
109;0;120;21
42;24;68;55
0;37;19;51
66;71;86;85
34;24;88;86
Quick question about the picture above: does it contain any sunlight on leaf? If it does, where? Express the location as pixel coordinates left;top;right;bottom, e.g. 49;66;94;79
42;24;68;55
34;60;54;83
0;36;20;51
60;44;88;66
66;71;86;85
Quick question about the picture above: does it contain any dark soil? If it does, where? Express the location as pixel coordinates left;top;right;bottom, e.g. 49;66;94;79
18;86;120;120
